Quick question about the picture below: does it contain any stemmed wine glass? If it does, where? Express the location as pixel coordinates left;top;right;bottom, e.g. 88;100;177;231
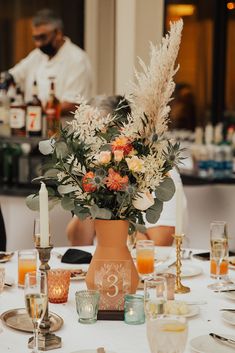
208;221;230;290
24;271;47;353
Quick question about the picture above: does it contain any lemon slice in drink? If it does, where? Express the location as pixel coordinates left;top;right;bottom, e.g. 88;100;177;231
161;323;186;332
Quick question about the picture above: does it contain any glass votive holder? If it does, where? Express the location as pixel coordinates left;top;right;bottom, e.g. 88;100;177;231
48;269;71;303
0;267;5;293
124;294;145;325
75;290;100;324
156;273;176;300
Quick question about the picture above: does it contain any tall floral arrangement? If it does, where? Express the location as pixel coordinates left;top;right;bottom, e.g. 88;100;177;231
27;20;183;233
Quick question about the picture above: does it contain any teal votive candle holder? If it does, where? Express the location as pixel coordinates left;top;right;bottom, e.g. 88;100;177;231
124;294;145;325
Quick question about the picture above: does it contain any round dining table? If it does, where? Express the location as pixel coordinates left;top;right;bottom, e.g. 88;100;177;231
0;246;235;353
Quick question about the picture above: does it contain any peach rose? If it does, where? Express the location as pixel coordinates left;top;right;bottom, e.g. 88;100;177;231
96;151;111;164
113;150;124;162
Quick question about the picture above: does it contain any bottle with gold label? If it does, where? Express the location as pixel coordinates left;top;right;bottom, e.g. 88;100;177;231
45;77;61;138
0;73;10;137
10;86;26;137
26;80;42;137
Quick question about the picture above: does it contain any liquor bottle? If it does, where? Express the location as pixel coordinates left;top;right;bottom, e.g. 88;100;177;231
0;73;10;137
45;77;61;138
9;86;26;136
26;80;43;137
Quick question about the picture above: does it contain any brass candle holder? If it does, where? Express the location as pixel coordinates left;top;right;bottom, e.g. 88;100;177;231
28;246;62;351
173;234;190;294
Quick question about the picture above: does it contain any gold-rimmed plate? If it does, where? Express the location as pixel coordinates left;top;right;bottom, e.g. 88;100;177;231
0;308;63;333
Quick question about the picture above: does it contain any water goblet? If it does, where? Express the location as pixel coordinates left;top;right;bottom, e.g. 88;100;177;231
144;276;167;318
24;271;47;353
146;315;188;353
208;221;230;290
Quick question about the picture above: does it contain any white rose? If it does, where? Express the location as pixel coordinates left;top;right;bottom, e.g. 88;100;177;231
126;156;145;173
132;191;154;211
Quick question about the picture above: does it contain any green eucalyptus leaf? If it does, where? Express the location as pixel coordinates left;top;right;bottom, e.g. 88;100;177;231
47;187;56;196
135;223;146;233
155;177;175;201
61;196;74;211
90;204;112;219
39;139;55;155
74;206;91;220
145;199;163;224
44;169;60;178
55;141;69;159
25;194;39;211
58;184;78;195
48;197;60;210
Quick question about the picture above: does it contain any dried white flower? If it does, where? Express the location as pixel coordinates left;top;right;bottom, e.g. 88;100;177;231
124;20;183;141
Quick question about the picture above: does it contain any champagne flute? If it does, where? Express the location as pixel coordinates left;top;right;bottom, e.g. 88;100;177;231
208;221;229;290
24;271;47;353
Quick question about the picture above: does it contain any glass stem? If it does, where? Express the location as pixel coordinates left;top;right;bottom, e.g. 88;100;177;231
33;321;39;353
216;260;221;279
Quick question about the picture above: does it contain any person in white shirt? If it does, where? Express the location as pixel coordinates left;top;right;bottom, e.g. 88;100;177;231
8;9;92;115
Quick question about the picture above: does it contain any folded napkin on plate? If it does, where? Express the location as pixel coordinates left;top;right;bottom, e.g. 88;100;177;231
61;249;92;264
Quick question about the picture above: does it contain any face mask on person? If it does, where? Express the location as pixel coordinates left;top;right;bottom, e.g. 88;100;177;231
39;41;57;56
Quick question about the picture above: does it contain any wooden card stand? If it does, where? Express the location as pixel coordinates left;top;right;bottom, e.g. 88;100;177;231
97;310;124;321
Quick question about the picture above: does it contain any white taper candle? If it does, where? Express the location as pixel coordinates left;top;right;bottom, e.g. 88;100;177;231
175;182;183;235
39;182;49;247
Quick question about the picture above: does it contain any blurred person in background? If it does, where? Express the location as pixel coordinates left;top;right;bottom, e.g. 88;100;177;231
3;8;92;115
0;207;6;251
170;82;196;131
66;95;187;246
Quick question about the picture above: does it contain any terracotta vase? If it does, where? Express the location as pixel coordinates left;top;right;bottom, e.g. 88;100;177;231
85;219;139;293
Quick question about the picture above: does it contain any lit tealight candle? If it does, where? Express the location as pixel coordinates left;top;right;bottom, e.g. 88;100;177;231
39;182;49;247
124;294;145;325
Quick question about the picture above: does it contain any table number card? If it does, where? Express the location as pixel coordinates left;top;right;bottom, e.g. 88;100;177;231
94;260;131;311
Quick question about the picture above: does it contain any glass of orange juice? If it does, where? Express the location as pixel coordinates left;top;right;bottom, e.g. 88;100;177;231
136;240;155;279
18;250;37;288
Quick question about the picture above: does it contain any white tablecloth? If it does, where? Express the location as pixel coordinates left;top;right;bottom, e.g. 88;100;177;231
0;247;235;353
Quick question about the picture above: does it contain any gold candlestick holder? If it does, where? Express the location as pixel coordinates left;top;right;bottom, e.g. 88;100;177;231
28;246;62;351
173;234;190;294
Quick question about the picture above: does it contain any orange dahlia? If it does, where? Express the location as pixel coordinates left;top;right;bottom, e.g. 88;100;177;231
82;171;97;192
111;136;133;156
105;168;128;191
